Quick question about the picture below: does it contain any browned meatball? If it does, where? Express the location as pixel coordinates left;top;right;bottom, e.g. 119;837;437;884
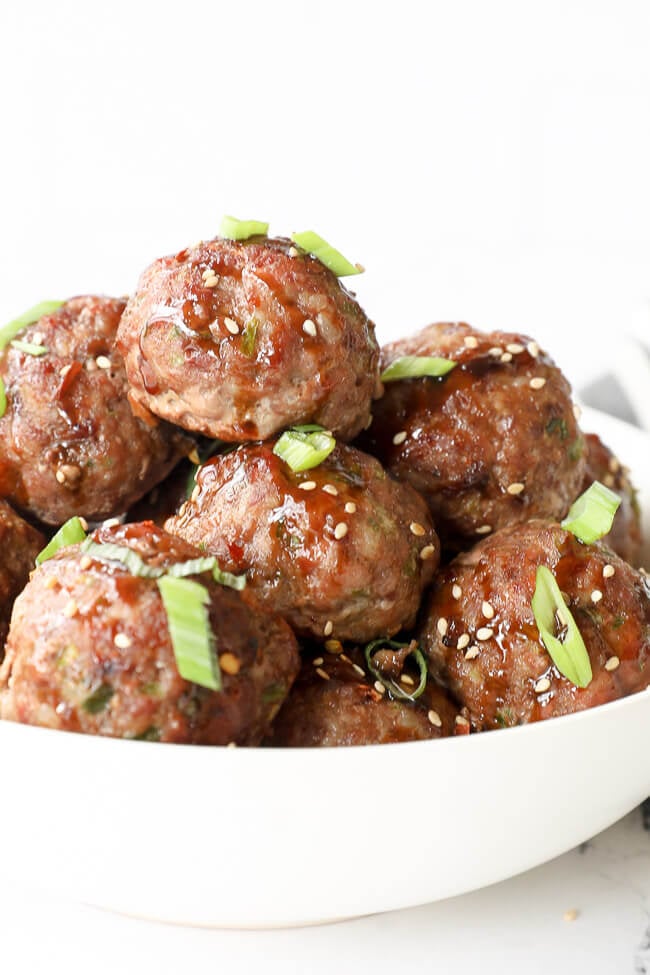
165;442;439;642
268;643;462;746
581;433;642;566
0;521;300;744
0;499;45;657
360;322;586;551
0;296;191;525
418;520;650;730
116;236;380;441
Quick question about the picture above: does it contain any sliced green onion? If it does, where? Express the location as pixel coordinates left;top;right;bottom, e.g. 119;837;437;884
273;427;336;472
157;576;221;691
10;339;48;357
80;539;245;589
0;300;63;349
0;376;6;419
290;230;362;277
220;215;269;240
561;480;621;544
380;356;457;383
36;516;88;565
240;316;259;357
531;565;593;688
364;639;428;702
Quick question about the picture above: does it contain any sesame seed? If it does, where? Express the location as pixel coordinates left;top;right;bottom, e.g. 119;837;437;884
114;633;132;649
55;469;66;484
392;431;407;445
409;522;426;537
482;600;495;619
95;355;111;370
455;715;470;727
288;246;299;257
312;657;324;666
374;680;386;695
219;652;241;676
59;364;72;377
188;447;201;465
339;653;351;664
420;545;436;560
334;522;348;540
31;333;44;346
316;667;330;681
527;341;540;357
476;627;493;641
464;335;479;349
203;275;219;288
428;709;442;727
464;645;480;660
191;484;200;502
302;319;317;337
352;663;365;677
591;589;603;603
78;517;88;531
201;267;214;279
573;403;582;421
603;474;615;487
603;564;615;579
79;555;92;570
506;342;524;354
322;484;338;496
608;456;621;474
344;501;357;514
364;415;373;430
452;584;462;599
224;317;239;335
534;676;551;693
500;352;513;363
400;674;415;686
604;656;620;672
324;639;343;654
457;633;471;650
563;909;579;923
299;480;317;491
323;620;333;637
63;599;78;618
476;524;492;535
488;346;503;356
435;618;448;638
529;377;546;390
507;482;525;495
102;518;120;528
85;357;97;371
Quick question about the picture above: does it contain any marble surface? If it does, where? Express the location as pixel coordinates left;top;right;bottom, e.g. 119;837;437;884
1;803;648;975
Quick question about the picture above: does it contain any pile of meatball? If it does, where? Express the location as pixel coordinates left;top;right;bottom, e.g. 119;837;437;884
0;229;647;747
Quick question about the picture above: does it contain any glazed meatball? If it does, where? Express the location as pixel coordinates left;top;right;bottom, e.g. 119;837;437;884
0;521;300;744
418;520;650;730
116;236;380;441
268;643;461;746
165;442;439;642
0;296;191;525
360;322;585;551
0;499;45;657
581;433;642;565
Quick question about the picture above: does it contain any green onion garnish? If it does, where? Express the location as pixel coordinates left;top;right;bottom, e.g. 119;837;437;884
380;356;457;383
80;540;245;590
273;427;336;472
531;565;592;688
240;316;259;357
36;516;88;565
219;215;269;240
157;576;221;691
10;339;48;357
0;301;63;349
0;376;6;419
290;230;362;277
561;480;621;544
364;638;428;701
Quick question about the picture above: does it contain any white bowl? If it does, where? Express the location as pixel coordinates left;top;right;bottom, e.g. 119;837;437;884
2;407;650;928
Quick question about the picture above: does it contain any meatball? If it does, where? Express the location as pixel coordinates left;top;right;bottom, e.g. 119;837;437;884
0;296;191;525
0;499;45;658
581;432;642;565
165;442;439;642
116;236;380;441
268;643;461;746
360;322;585;551
0;521;300;744
418;519;650;730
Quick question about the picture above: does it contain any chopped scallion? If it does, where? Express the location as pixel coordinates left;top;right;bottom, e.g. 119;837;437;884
290;230;362;277
273;427;336;472
0;301;63;349
561;480;621;544
220;215;269;240
80;539;245;590
36;516;88;565
10;339;48;357
364;638;428;701
157;576;221;691
380;356;457;383
531;565;592;688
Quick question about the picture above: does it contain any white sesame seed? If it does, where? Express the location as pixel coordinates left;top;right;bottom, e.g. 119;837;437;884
55;469;66;484
114;633;132;649
316;667;330;681
573;403;582;421
187;447;201;465
608;456;621;474
224;317;239;335
476;627;493;641
457;633;471;650
312;657;324;666
437;617;448;637
78;517;88;531
452;584;462;599
59;364;72;377
203;275;219;288
534;676;551;693
298;480;317;491
500;352;513;363
63;599;78;618
95;355;111;370
323;620;333;637
392;431;408;445
506;343;524;354
603;474;615;488
482;600;495;619
288;246;300;258
364;415;373;430
455;715;470;727
428;709;442;727
591;589;603;604
324;639;342;653
102;518;120;528
302;319;317;337
191;484;200;502
464;645;480;660
400;674;415;686
79;555;92;570
31;332;44;346
603;564;615;579
352;663;365;677
201;267;215;279
507;482;525;495
488;346;503;357
409;522;426;537
527;341;540;358
604;656;620;672
322;484;338;496
464;335;479;349
420;545;436;560
339;653;351;664
334;522;348;540
476;524;492;535
529;377;546;390
374;680;386;695
344;501;357;514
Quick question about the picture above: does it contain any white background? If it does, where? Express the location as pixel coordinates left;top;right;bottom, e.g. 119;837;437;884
1;2;650;972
